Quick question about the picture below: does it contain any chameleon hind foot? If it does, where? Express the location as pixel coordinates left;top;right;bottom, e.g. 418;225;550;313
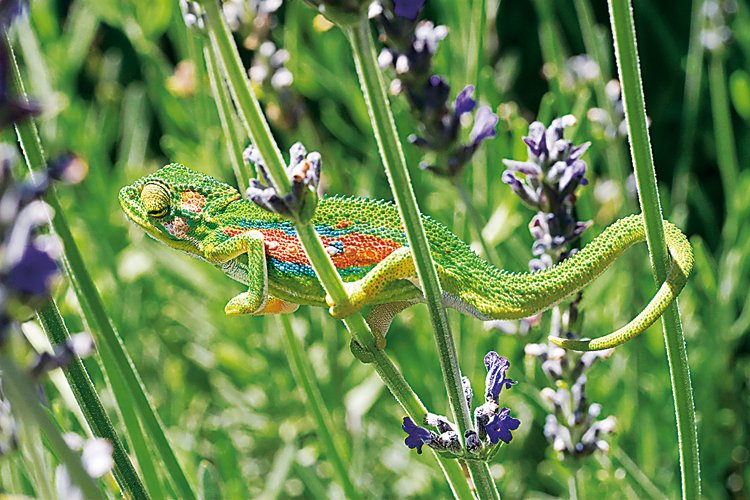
349;339;375;364
348;301;418;363
326;282;363;319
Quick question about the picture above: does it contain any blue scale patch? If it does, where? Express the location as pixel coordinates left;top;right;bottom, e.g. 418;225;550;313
234;220;358;239
268;258;373;279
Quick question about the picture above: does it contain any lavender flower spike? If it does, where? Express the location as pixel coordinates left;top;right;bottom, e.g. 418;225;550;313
7;241;59;297
245;142;321;222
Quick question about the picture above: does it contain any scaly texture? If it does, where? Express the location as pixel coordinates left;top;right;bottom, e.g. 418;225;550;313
119;164;693;351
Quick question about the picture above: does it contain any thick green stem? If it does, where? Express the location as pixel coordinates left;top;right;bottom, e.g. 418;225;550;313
608;1;700;498
10;37;195;500
199;4;472;497
279;316;357;498
202;1;287;192
37;301;150;499
346;18;499;500
0;355;101;499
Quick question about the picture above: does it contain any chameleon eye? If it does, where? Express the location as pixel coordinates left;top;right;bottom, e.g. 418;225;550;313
141;181;171;219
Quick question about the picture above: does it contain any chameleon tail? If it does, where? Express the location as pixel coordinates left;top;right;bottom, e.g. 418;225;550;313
488;214;693;351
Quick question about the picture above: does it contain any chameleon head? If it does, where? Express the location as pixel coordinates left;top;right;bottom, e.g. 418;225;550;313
119;163;241;253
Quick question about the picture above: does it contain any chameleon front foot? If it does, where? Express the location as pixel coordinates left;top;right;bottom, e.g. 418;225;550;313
225;292;264;316
325;282;365;319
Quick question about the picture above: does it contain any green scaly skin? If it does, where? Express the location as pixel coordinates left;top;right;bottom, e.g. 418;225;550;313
119;164;693;351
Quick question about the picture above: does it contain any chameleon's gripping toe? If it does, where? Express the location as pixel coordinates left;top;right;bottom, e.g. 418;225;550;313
547;216;694;351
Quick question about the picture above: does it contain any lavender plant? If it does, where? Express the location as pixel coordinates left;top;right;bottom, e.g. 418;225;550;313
501;116;616;459
0;24;113;496
402;352;520;460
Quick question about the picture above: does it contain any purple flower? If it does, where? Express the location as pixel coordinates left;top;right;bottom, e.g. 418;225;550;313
485;407;521;445
469;105;498;146
402;417;435;454
484;351;516;402
454;85;476;117
7;242;58;297
393;0;425;20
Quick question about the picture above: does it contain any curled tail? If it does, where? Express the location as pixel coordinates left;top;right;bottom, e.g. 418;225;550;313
476;214;693;351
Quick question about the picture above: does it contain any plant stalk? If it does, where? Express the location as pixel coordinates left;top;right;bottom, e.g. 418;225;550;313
10;36;195;500
608;1;700;497
37;301;150;499
346;17;499;500
279;315;357;498
0;354;101;499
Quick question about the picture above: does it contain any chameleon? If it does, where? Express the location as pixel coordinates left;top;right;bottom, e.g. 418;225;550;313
119;164;693;351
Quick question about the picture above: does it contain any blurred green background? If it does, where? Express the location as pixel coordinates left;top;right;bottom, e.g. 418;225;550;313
5;0;750;497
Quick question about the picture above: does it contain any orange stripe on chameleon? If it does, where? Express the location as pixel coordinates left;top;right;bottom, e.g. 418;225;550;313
255;228;401;269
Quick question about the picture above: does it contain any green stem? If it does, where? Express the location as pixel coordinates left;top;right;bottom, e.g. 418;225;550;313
202;1;287;192
204;42;250;192
532;0;570;113
0;355;101;499
9;38;195;500
467;0;487;96
672;0;706;208
199;5;472;497
608;2;700;498
37;301;150;499
708;51;739;236
346;18;499;499
279;316;357;498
